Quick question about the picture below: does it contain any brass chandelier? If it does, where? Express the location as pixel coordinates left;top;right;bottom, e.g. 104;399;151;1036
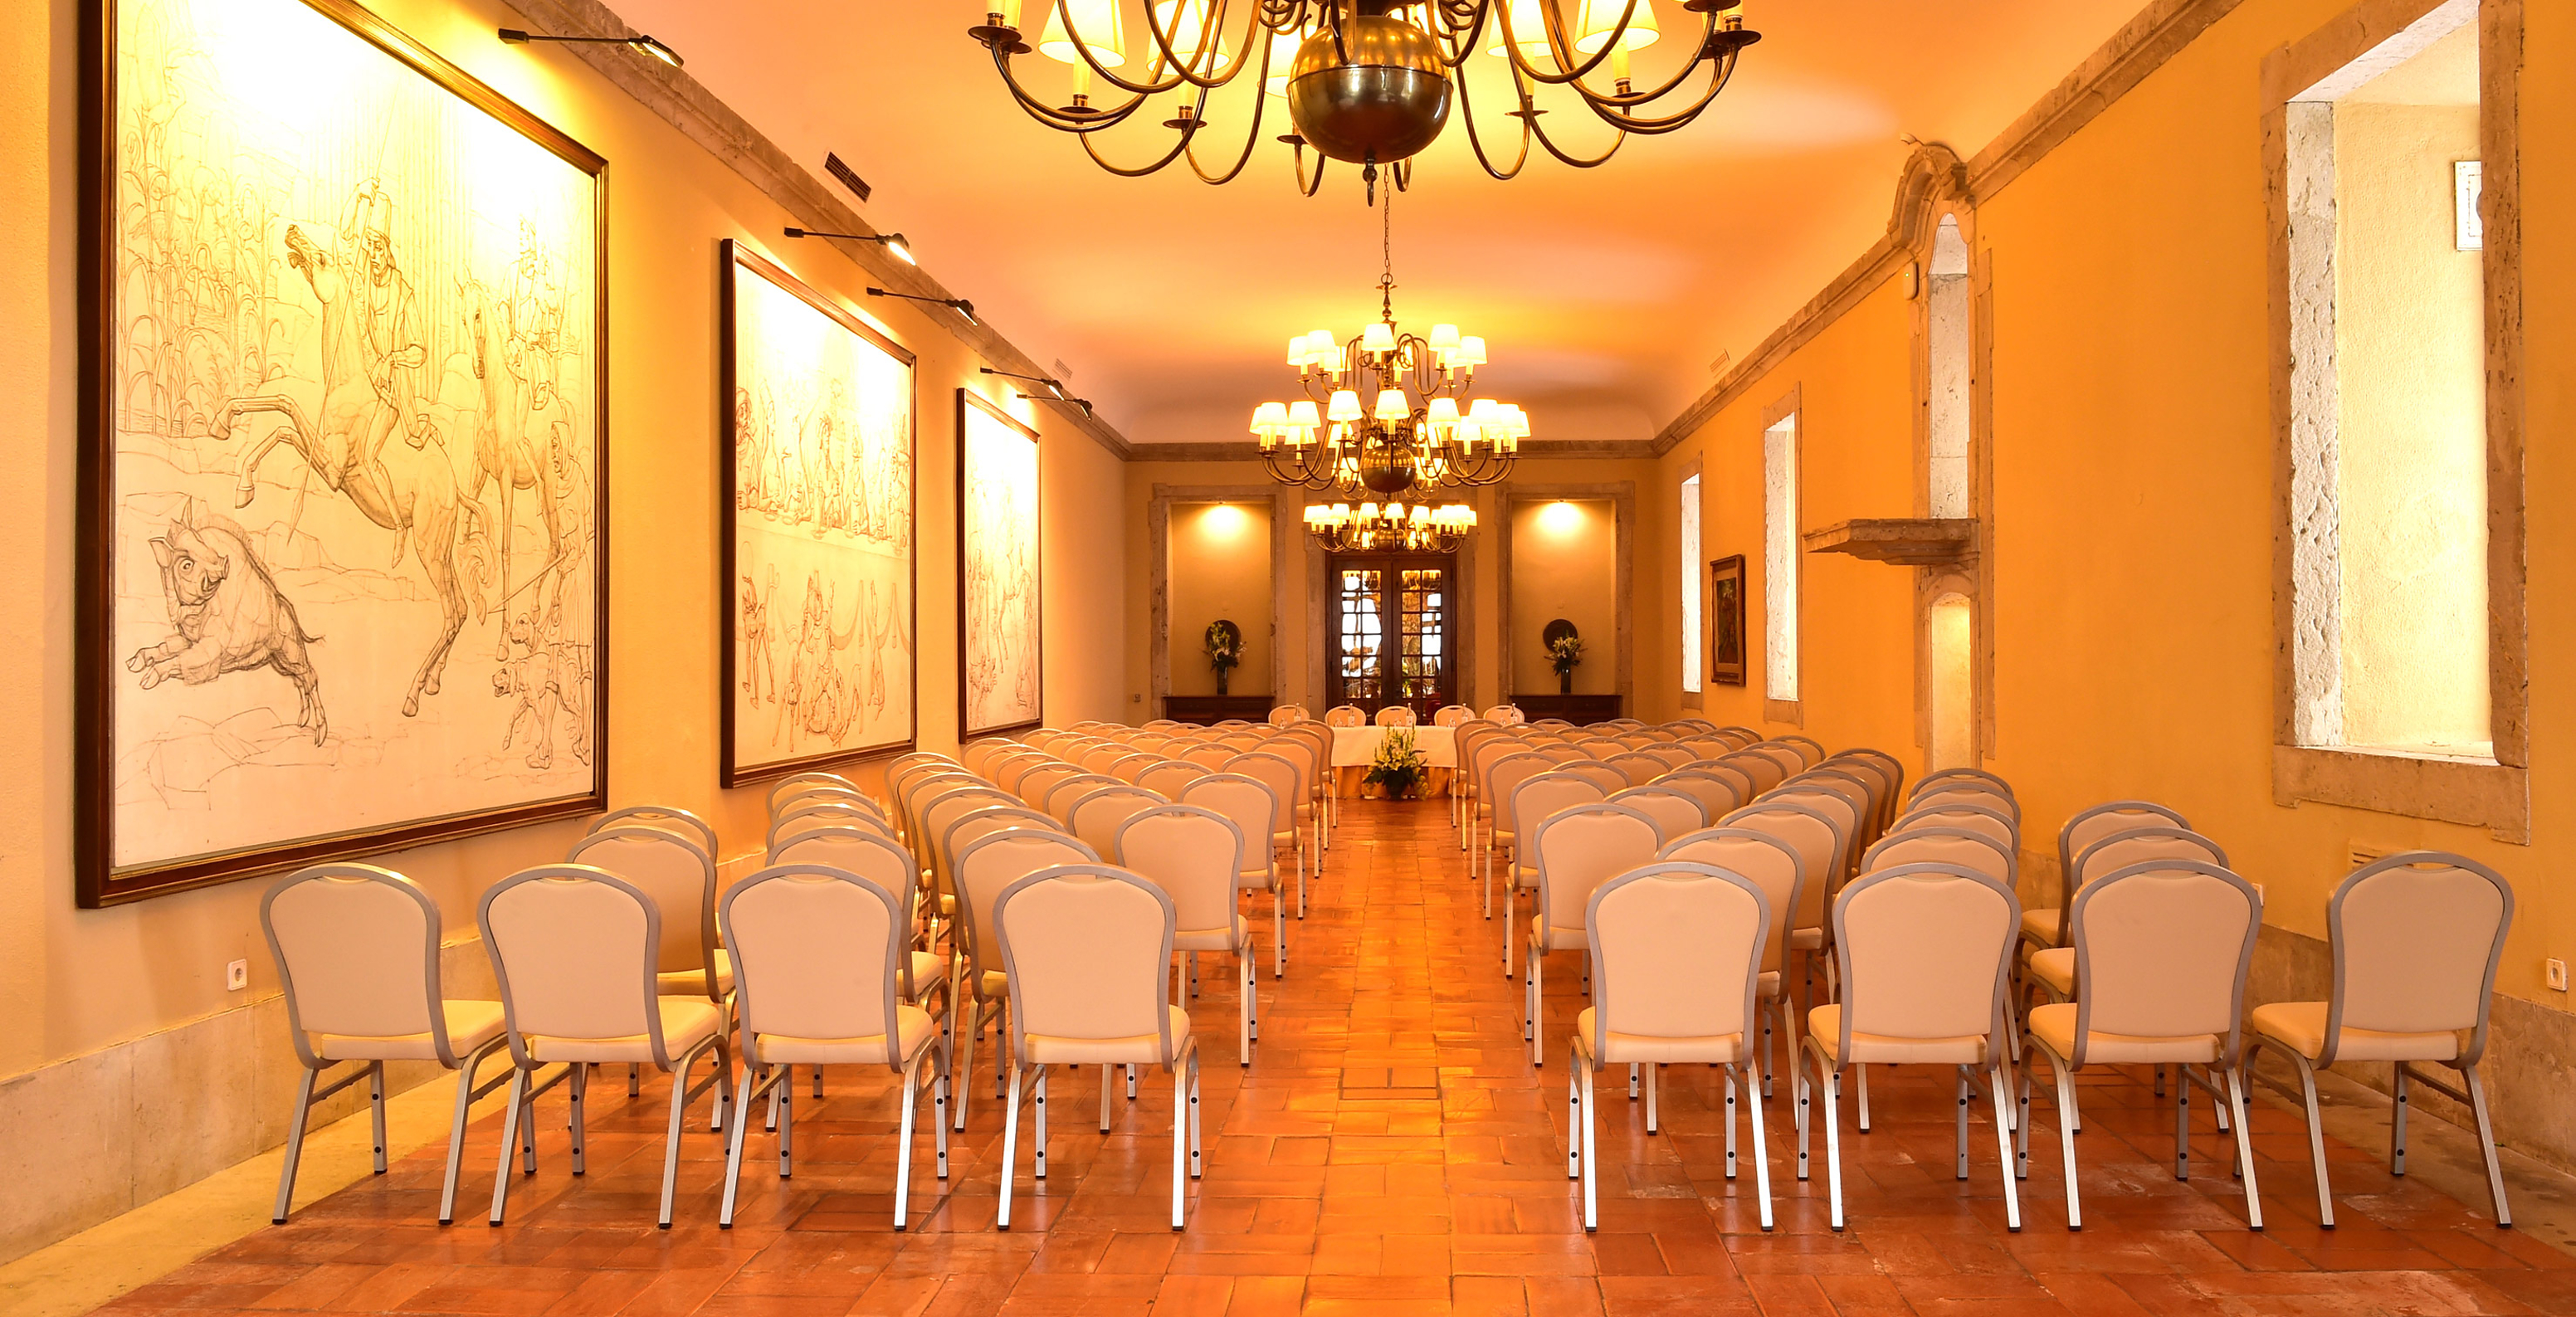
968;0;1761;196
1304;499;1476;553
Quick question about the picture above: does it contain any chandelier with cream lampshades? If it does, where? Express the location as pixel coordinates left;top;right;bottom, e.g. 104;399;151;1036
1303;499;1476;554
967;1;1760;198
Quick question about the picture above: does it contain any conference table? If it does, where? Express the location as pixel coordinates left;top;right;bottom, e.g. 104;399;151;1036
1326;724;1458;798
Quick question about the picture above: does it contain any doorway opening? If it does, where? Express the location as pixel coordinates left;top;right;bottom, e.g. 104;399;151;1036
1327;552;1456;721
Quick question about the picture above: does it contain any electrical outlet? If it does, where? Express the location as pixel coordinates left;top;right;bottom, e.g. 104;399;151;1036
2548;959;2568;993
225;958;249;992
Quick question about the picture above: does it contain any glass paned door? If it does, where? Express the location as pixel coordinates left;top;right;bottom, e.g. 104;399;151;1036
1328;554;1456;719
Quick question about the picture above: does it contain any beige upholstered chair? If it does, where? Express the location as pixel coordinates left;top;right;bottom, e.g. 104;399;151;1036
261;864;508;1227
478;865;733;1228
1720;751;1787;795
1656;770;1744;829
1722;801;1850;968
1911;784;2022;824
1484;704;1525;725
950;828;1100;1127
566;826;725;1003
1177;773;1289;968
1747;743;1806;780
1432;704;1474;727
1182;742;1238;769
992;864;1202;1230
1606;784;1706;841
1016;761;1090;810
1559;759;1629;794
766;802;896;856
1457;729;1518;852
1778;734;1825;767
1638;744;1696;772
1117;804;1260;1063
1373;705;1418;727
1798;862;2022;1233
767;771;874;813
1078;742;1131;773
1861;827;2016;887
1266;704;1310;726
716;863;949;1230
2042;801;2192;948
771;828;950;1017
893;766;978;841
1477;751;1551;918
1230;749;1314;904
1657;827;1807;1092
591;804;721;856
1572;861;1776;1231
1914;767;2013;802
1601;752;1666;788
1138;758;1212;797
1255;735;1324;853
1768;787;1868;887
1525;802;1664;1063
2017;859;2263;1231
1499;770;1611;969
960;739;1017;773
1065;783;1170;860
1105;752;1160;784
1325;705;1368;728
1826;749;1905;837
2245;852;2515;1228
2027;826;2227;991
1890;801;2018;851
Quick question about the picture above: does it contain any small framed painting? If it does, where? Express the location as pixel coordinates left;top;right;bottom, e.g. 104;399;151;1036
955;390;1042;739
1709;554;1748;686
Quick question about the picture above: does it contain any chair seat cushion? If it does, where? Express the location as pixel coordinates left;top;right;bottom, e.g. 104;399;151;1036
527;998;724;1065
1788;927;1822;951
1805;1004;1989;1066
2026;947;2075;999
906;950;948;999
1530;914;1587;953
2250;1001;2466;1063
754;1004;939;1067
313;999;506;1063
1577;1007;1749;1064
656;948;734;999
1026;1005;1193;1066
1175;912;1249;953
2027;1002;2217;1065
2021;910;2062;947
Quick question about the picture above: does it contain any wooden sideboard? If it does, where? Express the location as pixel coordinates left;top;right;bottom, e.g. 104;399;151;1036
1161;695;1278;725
1510;694;1624;724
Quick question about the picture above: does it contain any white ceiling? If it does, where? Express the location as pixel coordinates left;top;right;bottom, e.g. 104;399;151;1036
609;1;2151;444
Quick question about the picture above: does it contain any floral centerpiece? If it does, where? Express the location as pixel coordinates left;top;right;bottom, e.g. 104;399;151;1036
1548;632;1586;694
1204;620;1242;695
1363;727;1428;800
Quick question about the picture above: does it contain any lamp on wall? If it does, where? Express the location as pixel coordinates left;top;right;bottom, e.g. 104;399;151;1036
497;27;683;67
783;227;915;266
980;366;1095;417
866;286;979;327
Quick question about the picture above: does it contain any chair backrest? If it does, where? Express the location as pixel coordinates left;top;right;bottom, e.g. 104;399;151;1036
1015;761;1090;807
722;863;909;1067
1432;704;1474;727
1721;801;1849;915
1104;752;1160;784
1891;801;2017;851
920;788;1027;875
773;768;865;813
1746;744;1805;779
262;864;449;1066
1832;862;2018;1050
1861;827;2017;890
1114;804;1247;938
768;783;882;823
2056;800;2191;882
1259;737;1321;802
2326;852;2513;1064
1066;783;1171;857
1639;744;1695;771
1532;803;1665;934
1182;742;1238;768
1656;771;1745;827
2071;827;2225;897
1041;773;1124;819
2067;860;2260;1066
903;773;997;844
995;865;1178;1061
1603;753;1666;788
960;739;1016;774
1912;784;2022;822
766;802;895;856
1534;743;1589;764
1720;751;1786;795
1606;785;1707;841
1483;704;1525;725
1777;734;1825;767
938;805;1066;900
1267;704;1310;726
1559;760;1629;794
1137;758;1212;796
769;827;918;929
1827;750;1904;830
565;826;716;984
1374;705;1418;727
591;804;720;856
1573;738;1627;759
479;865;666;1064
1655;827;1805;973
1710;725;1760;748
1695;760;1759;805
954;829;1100;978
1177;773;1279;883
1325;705;1368;727
1588;862;1769;1049
1506;772;1611;847
1225;753;1306;837
1768;788;1866;883
1914;767;2014;803
1481;753;1553;832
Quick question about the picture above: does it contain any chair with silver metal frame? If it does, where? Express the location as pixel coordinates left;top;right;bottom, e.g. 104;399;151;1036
1065;782;1172;860
1606;783;1707;842
949;828;1100;1129
1502;771;1615;978
1117;804;1260;1065
1658;827;1808;1095
588;803;720;856
1525;802;1665;1064
261;864;510;1227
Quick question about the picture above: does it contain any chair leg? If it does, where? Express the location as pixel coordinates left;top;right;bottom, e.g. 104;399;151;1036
1856;1063;1872;1133
2464;1063;2514;1228
272;1067;319;1226
2390;1063;2410;1177
368;1062;388;1174
813;1066;824;1101
2225;1065;2264;1231
660;1047;707;1229
952;1002;977;1133
1170;1062;1188;1231
894;1056;920;1231
1794;1046;1811;1183
933;1041;952;1183
1744;1061;1775;1232
568;1061;588;1176
1274;887;1286;979
998;1063;1025;1230
718;1062;758;1229
2290;1052;2336;1227
629;1063;640;1098
1127;1063;1139;1100
1100;1065;1114;1134
1188;1051;1203;1182
440;1043;500;1226
1954;1066;1970;1181
489;1067;529;1226
2014;1047;2037;1182
1989;1061;2022;1234
1526;944;1543;1061
2173;1064;2192;1182
777;1064;795;1178
2047;1051;2081;1230
1720;1069;1734;1178
1579;1060;1599;1232
1566;1056;1583;1182
1242;945;1257;1061
1818;1054;1846;1231
1649;1064;1662;1136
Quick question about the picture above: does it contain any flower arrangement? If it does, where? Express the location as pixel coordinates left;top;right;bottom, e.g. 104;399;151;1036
1548;633;1586;675
1204;620;1242;694
1363;727;1428;800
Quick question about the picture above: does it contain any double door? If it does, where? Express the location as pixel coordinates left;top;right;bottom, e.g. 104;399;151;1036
1325;553;1456;720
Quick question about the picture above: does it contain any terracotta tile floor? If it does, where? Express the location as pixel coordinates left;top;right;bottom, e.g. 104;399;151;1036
100;802;2576;1315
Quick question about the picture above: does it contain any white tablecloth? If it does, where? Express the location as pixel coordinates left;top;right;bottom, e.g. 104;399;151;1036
1329;724;1457;768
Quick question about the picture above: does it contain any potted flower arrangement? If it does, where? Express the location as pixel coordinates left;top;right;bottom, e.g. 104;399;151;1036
1548;632;1586;695
1204;619;1242;695
1363;727;1428;801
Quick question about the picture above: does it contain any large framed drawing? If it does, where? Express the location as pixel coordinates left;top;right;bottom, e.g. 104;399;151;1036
721;241;916;785
955;392;1042;739
1709;554;1747;686
79;0;609;905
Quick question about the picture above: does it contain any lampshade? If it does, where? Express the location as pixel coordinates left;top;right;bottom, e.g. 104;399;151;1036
1455;335;1487;367
1287;399;1321;429
1361;321;1397;354
1251;400;1288;435
1264;27;1305;96
1039;0;1125;66
1575;0;1660;54
1428;324;1461;353
1150;0;1227;66
1501;403;1531;438
1327;389;1362;422
1305;329;1340;367
1427;397;1461;426
1486;0;1558;66
1373;388;1411;422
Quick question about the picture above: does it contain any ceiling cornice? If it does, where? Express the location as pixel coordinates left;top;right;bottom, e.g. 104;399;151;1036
1125;439;1663;464
508;0;1138;459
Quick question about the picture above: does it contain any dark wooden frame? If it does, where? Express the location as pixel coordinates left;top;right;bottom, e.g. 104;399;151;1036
1324;550;1460;719
76;0;611;906
1709;554;1748;686
718;240;919;786
954;390;1043;740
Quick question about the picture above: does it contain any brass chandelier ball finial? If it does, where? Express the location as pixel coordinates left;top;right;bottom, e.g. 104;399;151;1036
1285;15;1453;165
